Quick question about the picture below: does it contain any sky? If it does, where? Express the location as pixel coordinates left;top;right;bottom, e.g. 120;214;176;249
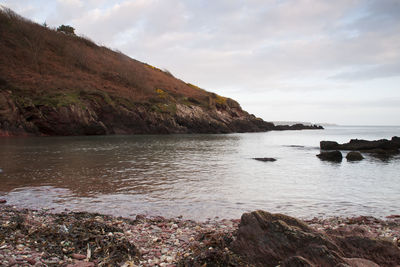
1;0;400;125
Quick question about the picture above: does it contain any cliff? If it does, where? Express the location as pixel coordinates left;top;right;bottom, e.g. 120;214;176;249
0;8;322;136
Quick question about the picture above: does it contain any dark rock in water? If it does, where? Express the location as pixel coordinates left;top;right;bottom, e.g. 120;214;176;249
253;157;276;162
339;138;400;151
320;141;340;150
363;148;399;159
317;151;343;162
320;136;400;153
346;151;364;161
231;210;346;266
0;199;6;204
392;136;400;145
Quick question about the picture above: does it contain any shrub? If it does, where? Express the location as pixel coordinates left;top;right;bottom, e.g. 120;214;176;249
57;25;75;35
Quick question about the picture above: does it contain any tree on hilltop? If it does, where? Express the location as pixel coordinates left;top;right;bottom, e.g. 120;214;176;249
57;24;75;35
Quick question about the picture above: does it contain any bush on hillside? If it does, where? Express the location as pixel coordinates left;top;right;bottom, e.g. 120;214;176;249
57;24;75;35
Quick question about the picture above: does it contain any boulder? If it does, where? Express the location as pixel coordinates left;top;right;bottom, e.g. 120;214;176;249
253;157;276;162
231;210;346;267
320;141;339;150
392;136;400;146
346;152;364;161
230;210;400;267
317;151;343;162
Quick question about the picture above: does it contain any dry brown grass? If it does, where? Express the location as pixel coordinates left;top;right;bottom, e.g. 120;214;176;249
0;7;212;104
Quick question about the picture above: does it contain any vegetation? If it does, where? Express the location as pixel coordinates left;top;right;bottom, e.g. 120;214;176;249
57;24;75;35
0;7;237;124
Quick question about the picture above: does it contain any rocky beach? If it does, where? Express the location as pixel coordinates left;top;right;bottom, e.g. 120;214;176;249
1;6;400;267
1;202;399;267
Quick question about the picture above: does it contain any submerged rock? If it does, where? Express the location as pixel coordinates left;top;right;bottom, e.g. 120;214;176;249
317;151;343;162
253;157;276;162
346;151;364;161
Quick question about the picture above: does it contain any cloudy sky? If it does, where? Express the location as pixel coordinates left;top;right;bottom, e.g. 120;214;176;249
2;0;400;125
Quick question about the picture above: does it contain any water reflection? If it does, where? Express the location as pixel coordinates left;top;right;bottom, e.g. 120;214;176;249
1;127;400;220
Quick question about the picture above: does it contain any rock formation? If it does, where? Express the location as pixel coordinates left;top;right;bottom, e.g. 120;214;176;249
229;210;400;267
317;151;343;162
319;137;400;159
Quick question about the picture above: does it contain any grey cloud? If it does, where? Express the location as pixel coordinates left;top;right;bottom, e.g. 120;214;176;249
1;0;400;125
330;62;400;81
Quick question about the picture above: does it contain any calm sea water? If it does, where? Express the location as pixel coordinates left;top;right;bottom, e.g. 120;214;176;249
0;126;399;220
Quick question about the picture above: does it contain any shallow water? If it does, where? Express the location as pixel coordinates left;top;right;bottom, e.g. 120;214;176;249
0;126;399;220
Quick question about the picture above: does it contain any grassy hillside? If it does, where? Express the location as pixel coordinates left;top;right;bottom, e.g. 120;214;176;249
0;7;228;109
0;7;321;136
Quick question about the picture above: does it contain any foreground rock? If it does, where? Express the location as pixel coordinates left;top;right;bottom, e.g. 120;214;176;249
1;205;399;267
320;137;400;159
317;150;343;162
230;210;400;267
231;210;345;266
346;151;364;161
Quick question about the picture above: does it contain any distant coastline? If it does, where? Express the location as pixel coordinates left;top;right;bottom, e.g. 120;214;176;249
273;121;338;127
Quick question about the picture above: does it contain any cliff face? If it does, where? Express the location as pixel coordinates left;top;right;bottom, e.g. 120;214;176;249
0;88;276;136
0;8;321;136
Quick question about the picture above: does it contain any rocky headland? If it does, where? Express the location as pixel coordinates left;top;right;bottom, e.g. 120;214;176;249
0;8;322;137
0;204;399;267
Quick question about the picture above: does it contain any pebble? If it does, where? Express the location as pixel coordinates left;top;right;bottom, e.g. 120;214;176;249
27;257;36;265
71;253;86;260
1;205;398;267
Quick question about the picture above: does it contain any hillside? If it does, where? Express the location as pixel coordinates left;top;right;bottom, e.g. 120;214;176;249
0;8;322;136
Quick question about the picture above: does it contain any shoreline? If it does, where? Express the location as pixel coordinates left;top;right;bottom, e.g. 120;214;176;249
1;204;399;266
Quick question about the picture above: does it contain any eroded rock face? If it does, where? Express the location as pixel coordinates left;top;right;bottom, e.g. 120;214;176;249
0;90;324;136
317;151;343;162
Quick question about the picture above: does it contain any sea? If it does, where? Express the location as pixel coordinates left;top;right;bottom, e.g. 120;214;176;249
0;126;399;221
